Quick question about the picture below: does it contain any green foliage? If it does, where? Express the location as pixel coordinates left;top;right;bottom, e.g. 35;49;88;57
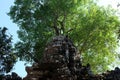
68;3;120;73
8;0;120;73
0;27;16;74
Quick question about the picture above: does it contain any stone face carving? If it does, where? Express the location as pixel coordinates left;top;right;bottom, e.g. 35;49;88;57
23;35;82;80
18;35;120;80
0;35;120;80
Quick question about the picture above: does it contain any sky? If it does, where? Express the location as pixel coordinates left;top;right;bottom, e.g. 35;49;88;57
0;0;27;78
0;0;120;78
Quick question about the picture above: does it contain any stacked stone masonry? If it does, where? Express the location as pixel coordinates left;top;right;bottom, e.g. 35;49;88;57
1;35;120;80
23;35;120;80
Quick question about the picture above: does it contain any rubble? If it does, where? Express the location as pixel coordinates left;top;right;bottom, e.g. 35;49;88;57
2;35;120;80
23;35;120;80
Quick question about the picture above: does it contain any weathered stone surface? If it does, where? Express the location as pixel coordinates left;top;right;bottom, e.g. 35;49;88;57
23;35;81;80
23;35;120;80
102;67;120;80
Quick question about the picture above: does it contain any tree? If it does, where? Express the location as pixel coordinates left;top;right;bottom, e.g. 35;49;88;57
0;27;16;74
8;0;120;73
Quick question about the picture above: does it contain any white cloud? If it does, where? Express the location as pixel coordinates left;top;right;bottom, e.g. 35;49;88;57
98;0;118;9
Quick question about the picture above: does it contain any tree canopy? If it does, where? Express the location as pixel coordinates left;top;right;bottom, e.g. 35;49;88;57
0;27;16;74
8;0;120;73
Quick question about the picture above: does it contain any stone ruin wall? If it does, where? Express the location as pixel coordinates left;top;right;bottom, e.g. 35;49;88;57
23;35;120;80
1;35;120;80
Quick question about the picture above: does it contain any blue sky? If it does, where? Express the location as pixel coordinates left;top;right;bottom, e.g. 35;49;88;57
0;0;19;43
0;0;27;78
0;0;120;78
